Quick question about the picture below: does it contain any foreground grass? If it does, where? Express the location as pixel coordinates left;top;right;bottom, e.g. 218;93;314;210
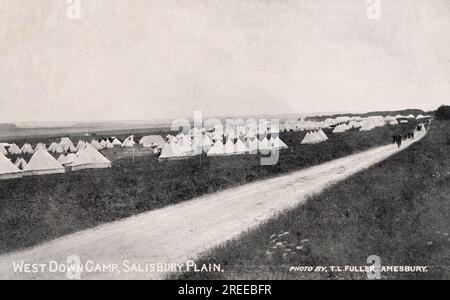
174;121;449;280
0;124;416;254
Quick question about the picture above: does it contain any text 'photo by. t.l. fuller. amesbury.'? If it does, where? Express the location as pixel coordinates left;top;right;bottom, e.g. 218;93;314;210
0;0;449;287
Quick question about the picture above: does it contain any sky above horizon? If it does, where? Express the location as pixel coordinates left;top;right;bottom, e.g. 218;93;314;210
0;0;449;123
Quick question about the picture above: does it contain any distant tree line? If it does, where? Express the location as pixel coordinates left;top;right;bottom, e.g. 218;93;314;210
435;105;450;121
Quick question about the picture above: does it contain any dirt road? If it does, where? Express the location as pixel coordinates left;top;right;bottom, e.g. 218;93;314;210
0;132;426;280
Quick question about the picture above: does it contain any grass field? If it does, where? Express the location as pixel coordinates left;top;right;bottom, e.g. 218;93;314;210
0;123;417;255
174;121;449;280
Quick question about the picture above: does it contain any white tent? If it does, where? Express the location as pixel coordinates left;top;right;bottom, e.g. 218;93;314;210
359;122;376;131
65;153;76;166
68;145;78;153
8;144;22;155
258;137;271;152
57;154;67;165
246;138;259;154
71;144;112;171
177;136;193;154
317;129;328;141
90;140;100;150
35;143;47;151
191;135;203;155
121;136;135;148
139;135;167;149
389;120;399;125
59;137;75;152
55;144;64;154
48;142;58;153
159;142;187;160
14;158;27;170
271;136;288;149
333;124;349;133
21;143;34;154
0;152;22;180
23;149;65;176
111;138;122;146
224;139;236;155
235;138;247;154
301;132;321;144
207;140;225;156
202;135;214;153
76;140;85;150
105;140;114;149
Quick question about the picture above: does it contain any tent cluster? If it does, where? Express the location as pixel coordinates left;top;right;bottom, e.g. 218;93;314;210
281;113;431;134
159;135;288;160
121;136;136;148
0;141;112;180
301;130;328;144
139;135;167;150
332;123;351;133
159;123;289;160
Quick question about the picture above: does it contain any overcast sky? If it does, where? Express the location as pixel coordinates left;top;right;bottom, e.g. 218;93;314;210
0;0;449;123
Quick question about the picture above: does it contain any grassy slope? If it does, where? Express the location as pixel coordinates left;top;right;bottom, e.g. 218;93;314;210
0;124;416;254
174;121;449;280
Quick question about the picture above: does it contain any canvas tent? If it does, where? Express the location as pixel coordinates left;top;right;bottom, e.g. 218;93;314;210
21;143;34;154
223;139;236;155
64;153;76;166
70;144;112;171
14;158;27;170
271;136;288;149
202;135;214;153
177;136;193;154
0;153;22;180
235;138;247;154
55;144;64;154
59;138;75;152
35;143;47;151
317;129;328;141
301;131;322;144
258;137;271;152
8;144;22;155
207;140;225;156
76;140;86;151
111;138;122;146
57;154;67;165
122;136;135;148
48;142;58;153
23;149;65;176
246;138;259;154
139;135;167;149
158;142;187;160
105;140;114;149
389;119;399;125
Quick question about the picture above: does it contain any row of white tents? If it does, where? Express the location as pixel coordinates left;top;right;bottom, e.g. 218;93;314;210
301;130;328;144
282;114;430;132
0;136;138;157
159;125;333;160
159;135;289;160
0;144;112;180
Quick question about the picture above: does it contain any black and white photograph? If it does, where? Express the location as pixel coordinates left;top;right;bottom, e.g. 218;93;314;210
0;0;449;285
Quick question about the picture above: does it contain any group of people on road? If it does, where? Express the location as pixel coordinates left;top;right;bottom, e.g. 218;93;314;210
392;123;428;148
392;132;414;148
